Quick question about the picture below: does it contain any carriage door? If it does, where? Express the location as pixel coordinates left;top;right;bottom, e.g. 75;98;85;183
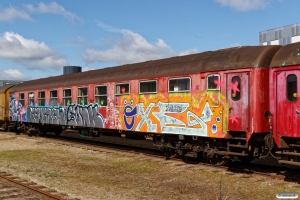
276;70;300;137
226;72;249;132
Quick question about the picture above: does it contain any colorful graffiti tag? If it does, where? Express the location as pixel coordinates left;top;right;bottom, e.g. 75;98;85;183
105;98;120;129
9;92;25;121
120;91;228;138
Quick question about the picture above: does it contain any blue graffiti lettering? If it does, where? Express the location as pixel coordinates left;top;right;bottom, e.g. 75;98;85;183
123;100;137;130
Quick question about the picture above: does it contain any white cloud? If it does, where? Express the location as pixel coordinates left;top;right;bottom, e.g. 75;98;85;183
82;66;95;72
0;32;68;69
25;2;82;23
82;29;177;64
96;21;121;33
0;69;27;80
178;48;199;56
214;0;269;11
0;7;32;21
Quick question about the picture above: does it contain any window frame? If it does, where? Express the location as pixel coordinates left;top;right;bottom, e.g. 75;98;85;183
38;91;45;106
28;92;34;106
115;82;130;95
19;93;25;106
94;85;108;107
139;80;157;94
168;77;191;93
286;74;297;102
77;86;88;105
50;90;58;106
62;88;72;106
207;74;221;91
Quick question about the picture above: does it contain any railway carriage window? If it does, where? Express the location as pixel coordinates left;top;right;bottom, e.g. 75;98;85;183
287;74;297;102
63;89;72;106
19;93;24;106
139;80;157;94
38;91;45;106
168;77;190;92
207;74;220;90
231;76;241;101
115;83;130;95
115;83;130;106
50;90;58;106
28;92;34;106
95;85;107;106
78;87;88;105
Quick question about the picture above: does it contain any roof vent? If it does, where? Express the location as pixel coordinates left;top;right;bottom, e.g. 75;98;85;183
63;66;82;75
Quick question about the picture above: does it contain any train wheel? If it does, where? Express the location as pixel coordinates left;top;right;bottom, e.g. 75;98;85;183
208;154;229;166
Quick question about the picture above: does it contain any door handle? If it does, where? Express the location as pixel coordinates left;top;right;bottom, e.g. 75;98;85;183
296;110;300;117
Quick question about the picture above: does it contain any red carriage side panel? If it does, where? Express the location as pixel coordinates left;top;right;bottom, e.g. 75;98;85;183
250;68;271;134
276;69;300;138
226;72;249;132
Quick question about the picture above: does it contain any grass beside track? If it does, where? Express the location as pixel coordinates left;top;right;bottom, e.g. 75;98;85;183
0;132;299;200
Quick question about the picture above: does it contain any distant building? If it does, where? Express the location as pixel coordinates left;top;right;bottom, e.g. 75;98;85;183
260;23;300;46
0;80;23;86
63;66;82;75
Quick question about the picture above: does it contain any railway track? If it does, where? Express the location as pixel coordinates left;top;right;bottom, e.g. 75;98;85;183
0;130;299;199
0;171;69;199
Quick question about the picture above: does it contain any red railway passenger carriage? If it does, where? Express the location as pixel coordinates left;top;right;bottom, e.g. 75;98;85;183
269;42;300;166
8;44;283;165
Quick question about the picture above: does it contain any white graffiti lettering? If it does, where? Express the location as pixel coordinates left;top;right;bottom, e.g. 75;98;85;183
136;103;157;132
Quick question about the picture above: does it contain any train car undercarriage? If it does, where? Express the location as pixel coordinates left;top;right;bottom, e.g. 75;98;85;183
154;133;300;167
4;122;300;167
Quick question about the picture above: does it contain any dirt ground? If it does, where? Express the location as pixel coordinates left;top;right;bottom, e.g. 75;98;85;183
0;132;299;200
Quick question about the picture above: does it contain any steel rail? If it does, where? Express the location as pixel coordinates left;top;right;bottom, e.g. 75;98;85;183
0;172;65;200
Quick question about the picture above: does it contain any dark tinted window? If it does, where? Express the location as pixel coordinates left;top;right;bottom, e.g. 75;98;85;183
287;74;297;102
140;81;157;93
169;78;190;92
231;76;241;101
207;74;220;90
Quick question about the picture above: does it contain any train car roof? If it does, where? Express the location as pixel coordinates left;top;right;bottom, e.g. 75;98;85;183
270;41;300;67
11;45;281;92
0;84;14;93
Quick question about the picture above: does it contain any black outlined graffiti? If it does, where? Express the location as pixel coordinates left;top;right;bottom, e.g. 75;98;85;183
27;104;104;128
67;104;104;127
27;107;66;125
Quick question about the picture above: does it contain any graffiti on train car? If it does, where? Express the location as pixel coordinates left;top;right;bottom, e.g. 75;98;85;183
9;92;25;121
9;89;229;138
26;104;104;128
105;98;120;129
120;91;228;138
123;100;138;130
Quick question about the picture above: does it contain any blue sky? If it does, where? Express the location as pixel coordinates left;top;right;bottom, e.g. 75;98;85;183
0;0;298;80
